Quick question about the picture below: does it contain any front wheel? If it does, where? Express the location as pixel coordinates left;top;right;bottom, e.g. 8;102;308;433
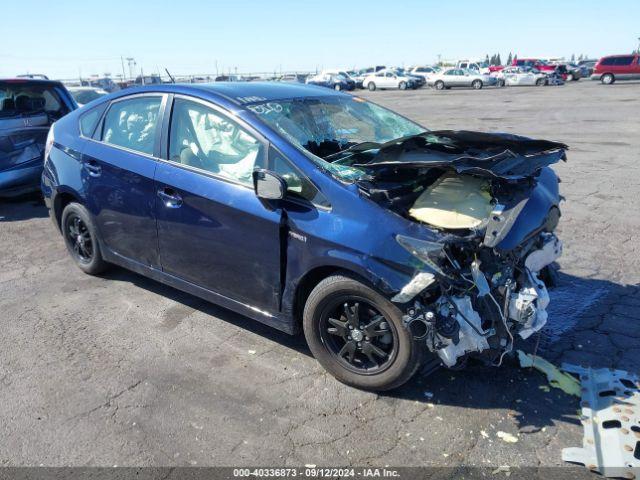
566;73;574;82
334;83;342;91
367;82;377;91
536;78;546;86
303;275;422;391
434;80;445;90
398;81;407;90
497;79;505;87
472;79;483;90
61;202;108;275
601;73;615;85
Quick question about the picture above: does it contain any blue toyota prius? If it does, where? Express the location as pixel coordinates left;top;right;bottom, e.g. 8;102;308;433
42;82;566;390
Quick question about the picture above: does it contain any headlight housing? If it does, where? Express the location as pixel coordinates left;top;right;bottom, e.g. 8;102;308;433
396;234;445;275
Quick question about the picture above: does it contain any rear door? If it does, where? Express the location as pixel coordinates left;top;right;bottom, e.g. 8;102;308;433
154;95;283;313
81;93;166;267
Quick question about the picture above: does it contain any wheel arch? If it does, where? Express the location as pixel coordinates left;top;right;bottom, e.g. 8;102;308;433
53;189;83;229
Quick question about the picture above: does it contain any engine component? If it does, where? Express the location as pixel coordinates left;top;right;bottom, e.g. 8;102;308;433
408;173;493;229
509;270;550;339
525;233;562;272
434;296;490;367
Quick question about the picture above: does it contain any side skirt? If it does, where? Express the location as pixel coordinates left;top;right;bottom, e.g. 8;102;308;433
102;248;296;335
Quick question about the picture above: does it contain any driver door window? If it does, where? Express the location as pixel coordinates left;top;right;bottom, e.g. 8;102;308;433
169;98;263;186
270;147;329;208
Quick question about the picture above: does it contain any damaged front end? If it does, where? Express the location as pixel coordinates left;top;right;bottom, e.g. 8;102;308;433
344;130;567;369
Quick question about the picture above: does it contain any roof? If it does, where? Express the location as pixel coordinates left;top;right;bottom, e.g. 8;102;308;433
167;81;342;105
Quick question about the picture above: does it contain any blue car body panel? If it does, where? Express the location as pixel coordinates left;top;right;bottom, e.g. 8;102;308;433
42;82;561;334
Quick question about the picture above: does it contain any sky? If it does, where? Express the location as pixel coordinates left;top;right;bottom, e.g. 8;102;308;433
2;0;639;80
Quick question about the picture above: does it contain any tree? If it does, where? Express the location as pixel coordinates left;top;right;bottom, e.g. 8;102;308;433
571;53;575;62
489;54;496;65
496;53;502;65
506;52;513;65
485;54;490;65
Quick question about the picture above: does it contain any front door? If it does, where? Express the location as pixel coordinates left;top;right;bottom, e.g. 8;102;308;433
154;96;282;313
82;93;165;267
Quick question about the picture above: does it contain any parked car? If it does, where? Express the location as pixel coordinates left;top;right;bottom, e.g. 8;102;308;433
276;73;307;83
321;70;361;88
577;59;598;77
362;70;417;91
392;68;426;88
82;77;120;93
512;58;557;74
42;82;565;391
0;78;76;197
408;65;440;81
494;66;548;86
306;73;355;91
427;68;497;90
590;54;640;84
560;64;581;81
67;86;109;106
456;60;490;75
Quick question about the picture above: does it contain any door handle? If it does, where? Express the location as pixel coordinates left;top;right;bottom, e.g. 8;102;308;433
83;160;102;177
157;188;183;208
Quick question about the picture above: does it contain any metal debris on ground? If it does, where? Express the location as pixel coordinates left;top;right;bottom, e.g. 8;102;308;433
516;350;581;396
561;364;640;478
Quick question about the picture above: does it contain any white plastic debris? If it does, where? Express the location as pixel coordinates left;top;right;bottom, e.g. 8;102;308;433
496;431;518;443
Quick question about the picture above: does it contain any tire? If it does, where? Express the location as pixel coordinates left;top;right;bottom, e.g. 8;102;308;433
601;73;615;85
497;79;505;87
566;73;574;82
399;81;407;90
472;79;483;90
367;82;376;91
303;274;422;391
434;80;445;90
61;202;108;275
535;78;546;86
334;84;342;91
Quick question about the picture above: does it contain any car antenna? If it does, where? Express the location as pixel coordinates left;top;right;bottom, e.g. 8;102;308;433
165;68;175;83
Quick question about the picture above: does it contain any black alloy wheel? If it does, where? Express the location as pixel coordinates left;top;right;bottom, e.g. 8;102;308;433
61;202;108;275
65;214;93;264
303;274;422;391
319;298;397;374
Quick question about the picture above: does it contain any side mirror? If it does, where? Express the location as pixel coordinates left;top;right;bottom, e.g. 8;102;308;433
253;169;286;200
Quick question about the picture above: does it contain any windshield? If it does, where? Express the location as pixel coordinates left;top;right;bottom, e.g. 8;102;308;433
247;96;426;180
72;89;106;105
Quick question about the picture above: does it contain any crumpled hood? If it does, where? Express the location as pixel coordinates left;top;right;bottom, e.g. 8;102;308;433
347;130;567;180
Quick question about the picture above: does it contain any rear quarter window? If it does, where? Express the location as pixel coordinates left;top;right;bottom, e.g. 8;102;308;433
79;102;107;137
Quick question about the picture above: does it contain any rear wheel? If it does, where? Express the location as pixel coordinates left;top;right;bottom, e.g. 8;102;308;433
566;73;574;82
536;78;546;86
601;73;615;85
434;80;445;90
472;79;483;90
61;203;108;275
303;275;422;391
398;81;407;90
334;83;342;91
367;82;377;91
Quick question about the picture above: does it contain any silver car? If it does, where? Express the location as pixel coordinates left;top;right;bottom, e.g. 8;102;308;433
496;67;548;87
427;68;496;90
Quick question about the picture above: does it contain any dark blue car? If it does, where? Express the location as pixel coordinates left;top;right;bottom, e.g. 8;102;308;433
42;82;566;390
1;79;76;197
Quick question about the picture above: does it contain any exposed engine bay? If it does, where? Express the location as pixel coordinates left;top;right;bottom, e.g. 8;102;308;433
330;130;567;368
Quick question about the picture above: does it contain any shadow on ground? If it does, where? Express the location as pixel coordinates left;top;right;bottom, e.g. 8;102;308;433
0;193;48;222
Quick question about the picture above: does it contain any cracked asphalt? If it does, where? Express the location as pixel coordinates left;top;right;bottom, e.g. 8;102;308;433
0;80;638;472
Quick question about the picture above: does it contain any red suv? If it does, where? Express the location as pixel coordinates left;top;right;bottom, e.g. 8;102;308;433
591;54;640;84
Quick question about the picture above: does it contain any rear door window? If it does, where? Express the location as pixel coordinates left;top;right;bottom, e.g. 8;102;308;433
101;96;162;156
79;103;107;137
615;56;634;66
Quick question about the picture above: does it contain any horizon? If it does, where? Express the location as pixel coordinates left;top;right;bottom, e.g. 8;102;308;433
2;0;639;80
